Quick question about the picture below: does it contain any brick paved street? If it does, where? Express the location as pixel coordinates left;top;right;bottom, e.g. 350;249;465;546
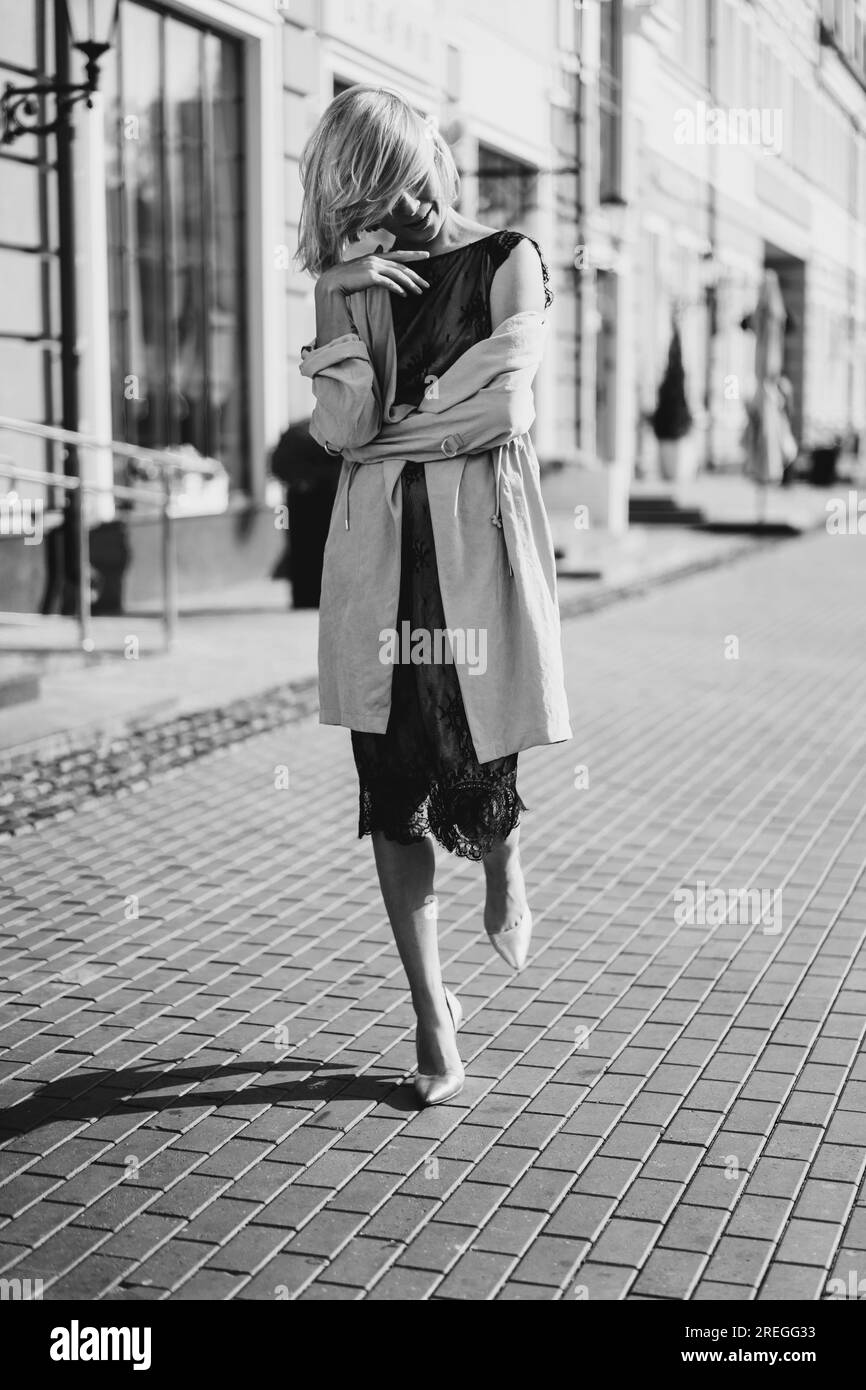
1;528;865;1301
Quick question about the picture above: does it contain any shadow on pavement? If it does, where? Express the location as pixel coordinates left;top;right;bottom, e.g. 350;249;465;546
0;1059;419;1142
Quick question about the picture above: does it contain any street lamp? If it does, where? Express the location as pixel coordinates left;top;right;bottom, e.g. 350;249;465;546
1;0;119;145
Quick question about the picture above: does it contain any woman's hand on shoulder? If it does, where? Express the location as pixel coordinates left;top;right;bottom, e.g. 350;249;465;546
316;250;431;301
489;237;547;329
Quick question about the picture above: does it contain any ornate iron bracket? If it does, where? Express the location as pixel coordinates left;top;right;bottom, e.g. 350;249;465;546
1;44;109;145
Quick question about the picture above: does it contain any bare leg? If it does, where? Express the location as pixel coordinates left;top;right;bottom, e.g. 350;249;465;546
371;831;461;1075
482;825;529;936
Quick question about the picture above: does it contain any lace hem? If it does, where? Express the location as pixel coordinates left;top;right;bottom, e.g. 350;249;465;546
358;773;526;862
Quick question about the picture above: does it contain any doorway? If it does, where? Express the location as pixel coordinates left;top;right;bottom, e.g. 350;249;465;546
763;244;806;443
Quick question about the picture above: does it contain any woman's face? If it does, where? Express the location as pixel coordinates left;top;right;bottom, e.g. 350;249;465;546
378;167;447;246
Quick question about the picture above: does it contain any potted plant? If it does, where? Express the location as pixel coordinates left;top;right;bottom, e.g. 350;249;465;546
651;323;695;483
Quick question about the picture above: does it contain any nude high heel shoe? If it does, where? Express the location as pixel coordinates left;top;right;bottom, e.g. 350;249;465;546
486;906;533;972
414;987;464;1107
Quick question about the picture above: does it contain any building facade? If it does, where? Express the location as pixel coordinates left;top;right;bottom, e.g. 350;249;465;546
626;0;866;487
1;0;864;610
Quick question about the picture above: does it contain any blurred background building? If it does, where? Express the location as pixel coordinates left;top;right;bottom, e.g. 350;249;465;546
1;0;864;612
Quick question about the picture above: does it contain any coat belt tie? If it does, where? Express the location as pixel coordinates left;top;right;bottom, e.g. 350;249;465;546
344;461;360;530
491;444;513;577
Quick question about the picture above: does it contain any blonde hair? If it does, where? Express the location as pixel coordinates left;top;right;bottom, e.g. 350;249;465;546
296;85;460;276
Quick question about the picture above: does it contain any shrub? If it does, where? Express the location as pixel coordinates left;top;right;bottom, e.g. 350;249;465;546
651;325;694;441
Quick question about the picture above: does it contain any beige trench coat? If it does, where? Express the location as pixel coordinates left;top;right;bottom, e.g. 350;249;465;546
299;290;572;764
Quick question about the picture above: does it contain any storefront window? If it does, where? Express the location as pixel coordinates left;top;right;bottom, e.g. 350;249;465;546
0;0;59;499
103;1;248;495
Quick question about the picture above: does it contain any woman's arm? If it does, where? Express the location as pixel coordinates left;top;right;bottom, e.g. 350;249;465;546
301;249;431;453
344;239;550;462
345;373;537;464
300;334;382;455
489;236;548;330
313;250;430;347
313;280;359;347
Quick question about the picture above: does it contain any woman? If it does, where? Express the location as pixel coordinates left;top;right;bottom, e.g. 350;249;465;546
297;87;571;1106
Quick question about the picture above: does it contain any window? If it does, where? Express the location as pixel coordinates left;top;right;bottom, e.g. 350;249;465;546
476;144;537;226
717;0;735;104
683;0;707;82
103;1;248;493
599;0;623;202
823;0;866;80
779;67;792;163
445;44;461;101
740;17;753;109
0;0;59;501
557;0;580;54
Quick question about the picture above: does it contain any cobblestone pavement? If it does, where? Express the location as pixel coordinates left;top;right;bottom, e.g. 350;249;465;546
1;528;865;1301
0;531;794;839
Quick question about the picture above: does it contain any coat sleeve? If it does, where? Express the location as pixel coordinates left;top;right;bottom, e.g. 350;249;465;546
346;371;536;465
299;333;383;455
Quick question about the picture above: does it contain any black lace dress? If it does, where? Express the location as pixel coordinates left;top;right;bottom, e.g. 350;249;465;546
350;230;553;861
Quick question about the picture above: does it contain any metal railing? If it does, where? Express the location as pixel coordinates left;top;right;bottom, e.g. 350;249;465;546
0;415;216;652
